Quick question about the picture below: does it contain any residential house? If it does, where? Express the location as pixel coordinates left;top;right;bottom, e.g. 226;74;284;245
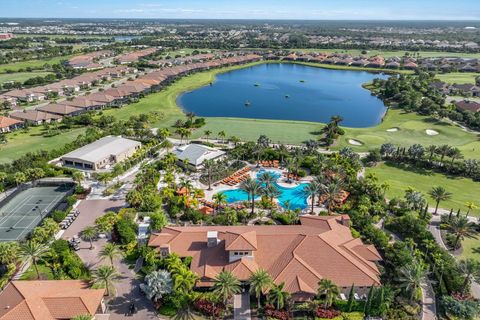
149;215;382;300
0;280;108;320
0;116;23;133
10;110;62;125
36;103;85;117
455;100;480;113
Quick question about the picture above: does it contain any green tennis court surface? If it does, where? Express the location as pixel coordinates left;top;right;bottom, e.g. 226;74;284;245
0;186;71;241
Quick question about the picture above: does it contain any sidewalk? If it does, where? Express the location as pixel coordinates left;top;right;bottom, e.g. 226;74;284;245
234;292;251;320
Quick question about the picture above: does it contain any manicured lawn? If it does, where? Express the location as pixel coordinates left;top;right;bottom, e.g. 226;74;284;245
0;71;53;84
0;55;74;73
0;126;86;164
436;72;479;84
366;162;480;216
458;236;480;263
20;263;54;280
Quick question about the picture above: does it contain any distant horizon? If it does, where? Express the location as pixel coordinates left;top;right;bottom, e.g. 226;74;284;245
0;0;479;21
0;17;480;22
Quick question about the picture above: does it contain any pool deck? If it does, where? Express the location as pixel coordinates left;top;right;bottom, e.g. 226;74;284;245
203;166;314;211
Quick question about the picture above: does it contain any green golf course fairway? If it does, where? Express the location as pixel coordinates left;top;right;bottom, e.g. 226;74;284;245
366;162;480;216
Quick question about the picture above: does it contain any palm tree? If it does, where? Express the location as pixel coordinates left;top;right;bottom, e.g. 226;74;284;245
202;159;216;190
458;259;480;294
428;186;452;215
445;216;478;249
13;172;26;186
317;278;340;309
320;178;343;214
92;265;120;296
173;267;198;294
258;171;276;187
213;192;228;214
249;269;273;308
404;188;426;212
396;261;428;302
98;243;122;266
465;202;477;217
268;282;290;310
81;226;98;250
72;171;84;185
218;130;226;144
213;271;241;305
262;184;280;209
303;181;320;214
19;241;48;279
436;144;451;164
204;130;212;142
178;177;194;195
240;178;262;214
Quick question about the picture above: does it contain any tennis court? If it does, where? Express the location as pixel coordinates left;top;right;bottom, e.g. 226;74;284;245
0;185;72;241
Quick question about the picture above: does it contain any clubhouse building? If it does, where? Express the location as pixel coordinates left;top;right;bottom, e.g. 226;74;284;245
149;215;382;300
60;136;141;171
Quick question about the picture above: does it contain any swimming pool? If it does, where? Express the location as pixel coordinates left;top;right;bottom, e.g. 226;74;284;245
220;170;309;210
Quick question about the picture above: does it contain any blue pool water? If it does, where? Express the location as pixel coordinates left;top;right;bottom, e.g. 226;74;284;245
221;170;309;210
178;63;388;128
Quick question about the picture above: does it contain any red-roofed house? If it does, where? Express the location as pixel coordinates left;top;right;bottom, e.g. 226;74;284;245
0;116;23;133
149;215;381;300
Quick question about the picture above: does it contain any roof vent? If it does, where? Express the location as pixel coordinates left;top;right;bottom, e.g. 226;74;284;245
207;231;219;247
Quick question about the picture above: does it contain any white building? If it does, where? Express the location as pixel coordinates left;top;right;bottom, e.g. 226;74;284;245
173;144;226;169
60;136;141;171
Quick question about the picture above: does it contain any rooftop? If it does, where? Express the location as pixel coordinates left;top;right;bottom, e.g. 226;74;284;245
173;144;226;167
149;215;381;298
0;280;105;320
61;135;141;164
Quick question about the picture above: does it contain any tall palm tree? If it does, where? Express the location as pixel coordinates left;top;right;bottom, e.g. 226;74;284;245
218;130;227;144
98;243;122;266
303;181;320;214
204;130;212;142
396;261;428;302
173;267;198;294
458;259;480;294
249;269;273;308
436;144;451;164
445;216;478;249
258;171;276;187
268;282;290;310
262;184;281;209
284;158;295;182
320;178;343;214
465;202;477;217
81;226;98;250
317;278;340;309
178;177;194;195
92;265;120;296
202;159;216;191
213;192;228;214
240;178;263;214
19;241;48;279
428;186;452;215
213;271;241;306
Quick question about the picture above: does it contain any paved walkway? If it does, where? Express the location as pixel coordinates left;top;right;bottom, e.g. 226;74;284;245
233;292;251;320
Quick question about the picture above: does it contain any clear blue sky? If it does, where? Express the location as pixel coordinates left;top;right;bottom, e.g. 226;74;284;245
0;0;479;20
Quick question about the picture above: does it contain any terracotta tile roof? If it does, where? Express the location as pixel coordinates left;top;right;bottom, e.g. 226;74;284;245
36;103;84;115
149;215;381;296
0;116;22;128
10;110;62;122
60;97;102;109
0;280;105;320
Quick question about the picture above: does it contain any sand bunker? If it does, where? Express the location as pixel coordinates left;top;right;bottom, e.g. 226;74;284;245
426;129;439;136
386;127;399;132
348;139;363;146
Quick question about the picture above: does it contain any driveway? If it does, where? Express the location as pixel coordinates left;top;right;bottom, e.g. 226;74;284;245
62;199;157;319
233;292;251;320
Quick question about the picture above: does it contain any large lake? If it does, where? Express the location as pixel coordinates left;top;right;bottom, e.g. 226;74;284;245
178;63;389;128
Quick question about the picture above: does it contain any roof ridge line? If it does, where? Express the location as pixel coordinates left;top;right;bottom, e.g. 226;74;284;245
318;233;380;284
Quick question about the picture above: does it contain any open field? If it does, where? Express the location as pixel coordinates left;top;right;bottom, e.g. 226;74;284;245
0;126;86;164
435;72;479;84
366;162;480;216
0;55;74;73
0;71;53;84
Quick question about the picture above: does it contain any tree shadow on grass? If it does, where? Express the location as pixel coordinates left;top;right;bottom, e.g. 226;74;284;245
384;161;434;177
